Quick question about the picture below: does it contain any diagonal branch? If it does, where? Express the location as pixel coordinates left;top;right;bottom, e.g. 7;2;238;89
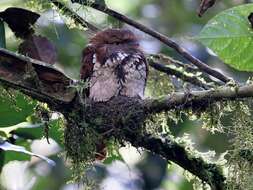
125;133;225;190
50;0;99;32
0;77;62;107
48;1;223;88
148;58;214;90
149;53;199;73
71;0;232;83
198;0;217;17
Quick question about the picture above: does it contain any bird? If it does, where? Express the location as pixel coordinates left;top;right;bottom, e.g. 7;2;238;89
80;28;148;160
80;28;148;102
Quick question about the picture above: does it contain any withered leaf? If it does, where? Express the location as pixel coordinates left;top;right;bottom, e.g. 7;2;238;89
248;12;253;29
0;7;40;39
198;0;216;17
19;35;57;65
0;49;76;103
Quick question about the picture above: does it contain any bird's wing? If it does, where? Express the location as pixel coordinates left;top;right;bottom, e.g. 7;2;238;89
88;52;122;102
80;45;95;80
120;52;148;99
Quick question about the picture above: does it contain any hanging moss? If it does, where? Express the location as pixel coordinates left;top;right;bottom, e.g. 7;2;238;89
224;101;253;189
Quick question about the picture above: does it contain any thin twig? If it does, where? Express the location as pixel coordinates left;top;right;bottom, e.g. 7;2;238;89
50;0;99;32
148;59;213;89
149;54;198;73
148;54;222;86
71;0;232;83
0;77;62;107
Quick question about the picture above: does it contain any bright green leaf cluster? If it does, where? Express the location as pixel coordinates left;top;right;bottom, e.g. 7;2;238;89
197;4;253;71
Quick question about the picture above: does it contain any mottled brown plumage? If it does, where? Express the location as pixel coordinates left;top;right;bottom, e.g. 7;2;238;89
80;28;148;160
80;28;148;102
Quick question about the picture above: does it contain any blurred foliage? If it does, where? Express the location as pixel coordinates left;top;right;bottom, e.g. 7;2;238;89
197;4;253;71
0;0;253;190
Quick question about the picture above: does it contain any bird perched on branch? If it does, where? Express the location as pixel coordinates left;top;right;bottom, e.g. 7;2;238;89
80;28;148;160
80;28;148;102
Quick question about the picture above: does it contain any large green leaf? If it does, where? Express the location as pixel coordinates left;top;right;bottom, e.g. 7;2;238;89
196;4;253;71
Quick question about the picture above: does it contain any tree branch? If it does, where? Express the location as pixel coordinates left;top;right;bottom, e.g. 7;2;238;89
4;49;253;189
148;58;214;90
149;53;199;73
71;0;232;83
125;133;225;190
48;1;222;88
67;96;226;189
144;83;253;114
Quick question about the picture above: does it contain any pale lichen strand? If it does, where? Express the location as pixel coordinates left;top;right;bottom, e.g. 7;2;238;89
224;101;253;189
146;67;174;97
189;100;253;189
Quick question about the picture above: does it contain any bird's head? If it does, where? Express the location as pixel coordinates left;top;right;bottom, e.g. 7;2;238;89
90;28;139;47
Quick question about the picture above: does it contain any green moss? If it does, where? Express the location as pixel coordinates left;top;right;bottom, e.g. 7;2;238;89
145;66;174;97
64;119;101;183
224;101;253;189
189;100;253;189
25;0;52;12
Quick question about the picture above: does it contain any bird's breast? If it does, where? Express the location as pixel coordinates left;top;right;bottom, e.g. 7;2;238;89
89;51;147;102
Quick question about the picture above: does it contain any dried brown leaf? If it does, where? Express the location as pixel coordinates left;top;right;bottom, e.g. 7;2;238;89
19;35;57;65
0;49;76;103
0;7;40;38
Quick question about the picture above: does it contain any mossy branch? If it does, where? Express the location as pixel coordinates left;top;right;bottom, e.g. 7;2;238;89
148;54;223;86
144;84;253;114
3;48;253;189
127;134;225;190
65;96;226;189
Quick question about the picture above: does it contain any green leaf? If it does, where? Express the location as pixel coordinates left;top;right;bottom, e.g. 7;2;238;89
196;4;253;71
12;120;63;147
0;139;55;166
0;20;6;48
0;92;36;126
0;122;43;137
